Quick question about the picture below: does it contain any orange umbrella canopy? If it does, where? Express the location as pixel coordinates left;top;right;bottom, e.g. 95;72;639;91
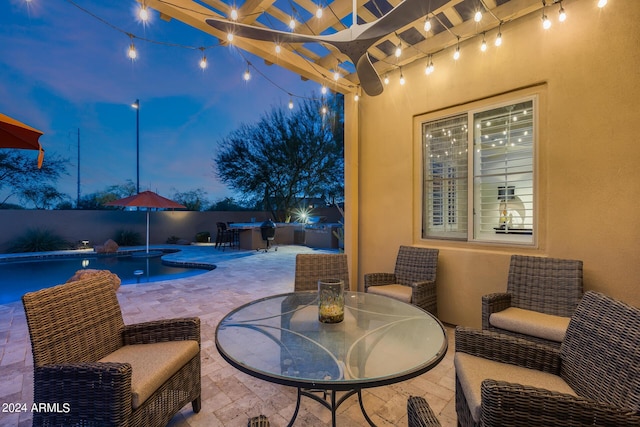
105;191;185;254
105;190;186;209
0;113;45;167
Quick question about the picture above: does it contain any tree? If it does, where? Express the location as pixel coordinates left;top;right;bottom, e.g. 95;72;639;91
77;180;137;209
171;188;208;211
19;184;68;209
0;150;69;208
215;95;344;221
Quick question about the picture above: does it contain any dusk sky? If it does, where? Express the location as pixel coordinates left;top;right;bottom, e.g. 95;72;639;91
1;0;321;205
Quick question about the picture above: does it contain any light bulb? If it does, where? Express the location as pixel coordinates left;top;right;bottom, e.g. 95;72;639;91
138;6;149;22
333;71;340;81
426;61;434;75
495;32;503;46
395;45;402;58
275;44;281;54
227;33;234;42
289;18;296;30
128;43;137;60
399;74;405;85
243;69;251;81
542;15;551;29
230;8;238;20
321;106;328;115
424;18;431;32
453;46;460;60
354;94;359;102
474;10;482;22
288;99;294;109
558;6;566;22
597;0;607;8
481;39;487;52
199;56;207;70
316;6;323;18
384;75;389;85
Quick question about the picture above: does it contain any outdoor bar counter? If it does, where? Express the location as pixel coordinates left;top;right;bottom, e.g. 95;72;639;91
228;222;301;250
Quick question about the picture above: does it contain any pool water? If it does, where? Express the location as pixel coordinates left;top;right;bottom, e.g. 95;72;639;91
0;254;210;304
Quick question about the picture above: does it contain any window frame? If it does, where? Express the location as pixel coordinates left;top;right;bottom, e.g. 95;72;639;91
414;88;542;247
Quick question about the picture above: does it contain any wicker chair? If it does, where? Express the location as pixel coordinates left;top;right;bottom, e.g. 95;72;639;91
455;291;640;427
407;396;442;427
482;254;583;348
294;253;350;291
364;246;439;316
22;275;201;427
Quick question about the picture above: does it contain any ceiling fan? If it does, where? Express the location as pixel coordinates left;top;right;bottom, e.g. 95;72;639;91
206;0;449;96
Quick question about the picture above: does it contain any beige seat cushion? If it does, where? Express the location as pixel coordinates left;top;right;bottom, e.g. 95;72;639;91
455;352;577;422
489;307;571;342
366;284;412;304
100;340;199;409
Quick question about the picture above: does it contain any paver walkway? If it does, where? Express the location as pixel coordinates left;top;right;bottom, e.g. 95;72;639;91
0;245;457;426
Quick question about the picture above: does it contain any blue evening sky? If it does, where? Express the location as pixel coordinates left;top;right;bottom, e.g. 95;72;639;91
0;0;321;204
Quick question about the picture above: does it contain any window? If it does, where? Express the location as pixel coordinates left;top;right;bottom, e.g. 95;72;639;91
421;97;535;244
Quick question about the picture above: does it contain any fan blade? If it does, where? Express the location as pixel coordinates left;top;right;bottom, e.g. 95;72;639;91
356;53;383;96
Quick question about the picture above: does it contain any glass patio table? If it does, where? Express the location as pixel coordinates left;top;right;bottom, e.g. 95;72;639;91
215;291;448;426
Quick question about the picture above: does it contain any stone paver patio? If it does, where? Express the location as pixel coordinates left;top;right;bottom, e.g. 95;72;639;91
0;244;456;426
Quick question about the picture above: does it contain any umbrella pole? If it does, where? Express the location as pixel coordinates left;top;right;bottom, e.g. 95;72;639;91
146;210;150;254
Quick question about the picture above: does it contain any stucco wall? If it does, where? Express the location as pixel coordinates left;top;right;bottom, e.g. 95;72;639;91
0;207;343;253
349;0;640;327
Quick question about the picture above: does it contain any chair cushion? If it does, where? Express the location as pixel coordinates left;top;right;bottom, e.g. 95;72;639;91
366;284;412;304
455;352;577;422
100;340;199;409
489;307;571;342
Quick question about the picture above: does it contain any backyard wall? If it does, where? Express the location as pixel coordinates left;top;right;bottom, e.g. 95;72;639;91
0;207;342;253
347;0;640;327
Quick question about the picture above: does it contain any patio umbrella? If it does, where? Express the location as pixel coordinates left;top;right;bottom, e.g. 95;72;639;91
105;190;186;254
0;113;45;168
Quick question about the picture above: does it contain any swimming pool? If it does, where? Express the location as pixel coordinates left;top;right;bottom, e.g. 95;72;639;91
0;252;213;304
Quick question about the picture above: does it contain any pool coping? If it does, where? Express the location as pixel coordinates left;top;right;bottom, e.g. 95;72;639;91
0;246;217;271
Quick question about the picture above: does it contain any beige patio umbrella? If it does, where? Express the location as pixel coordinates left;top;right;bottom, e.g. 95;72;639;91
105;190;186;254
0;113;45;168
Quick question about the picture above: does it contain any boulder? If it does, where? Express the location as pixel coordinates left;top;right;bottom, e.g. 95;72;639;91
94;239;119;253
66;269;121;291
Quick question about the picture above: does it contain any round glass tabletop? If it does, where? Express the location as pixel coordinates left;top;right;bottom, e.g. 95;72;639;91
215;291;448;391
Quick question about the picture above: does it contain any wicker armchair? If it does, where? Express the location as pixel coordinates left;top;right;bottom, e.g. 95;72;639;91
294;253;350;291
364;246;439;316
408;396;442;427
455;291;640;427
22;275;201;427
482;254;583;347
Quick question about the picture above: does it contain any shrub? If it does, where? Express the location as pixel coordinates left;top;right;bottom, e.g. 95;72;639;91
114;229;142;246
166;235;181;244
195;231;210;243
8;228;72;253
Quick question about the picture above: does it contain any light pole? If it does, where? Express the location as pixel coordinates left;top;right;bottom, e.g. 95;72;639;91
131;99;140;194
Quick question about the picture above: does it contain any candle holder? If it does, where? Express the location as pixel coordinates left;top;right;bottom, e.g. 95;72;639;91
318;278;344;323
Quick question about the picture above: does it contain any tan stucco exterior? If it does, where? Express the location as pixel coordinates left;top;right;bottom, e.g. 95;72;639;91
344;0;640;327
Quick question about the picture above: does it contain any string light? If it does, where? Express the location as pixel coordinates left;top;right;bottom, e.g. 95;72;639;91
321;84;327;94
424;16;431;32
315;4;323;19
399;70;405;85
384;75;390;85
495;25;503;46
425;56;434;75
354;93;359;102
243;67;251;81
288;98;294;109
597;0;607;7
138;5;149;22
480;33;487;52
395;43;402;58
230;8;238;20
453;38;461;60
558;2;567;22
542;2;551;29
333;69;340;81
288;17;296;30
474;10;483;22
199;49;207;70
321;105;328;115
127;36;137;60
275;44;281;54
226;32;234;42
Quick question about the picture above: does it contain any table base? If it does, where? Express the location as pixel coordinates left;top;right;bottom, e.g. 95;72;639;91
288;388;376;427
